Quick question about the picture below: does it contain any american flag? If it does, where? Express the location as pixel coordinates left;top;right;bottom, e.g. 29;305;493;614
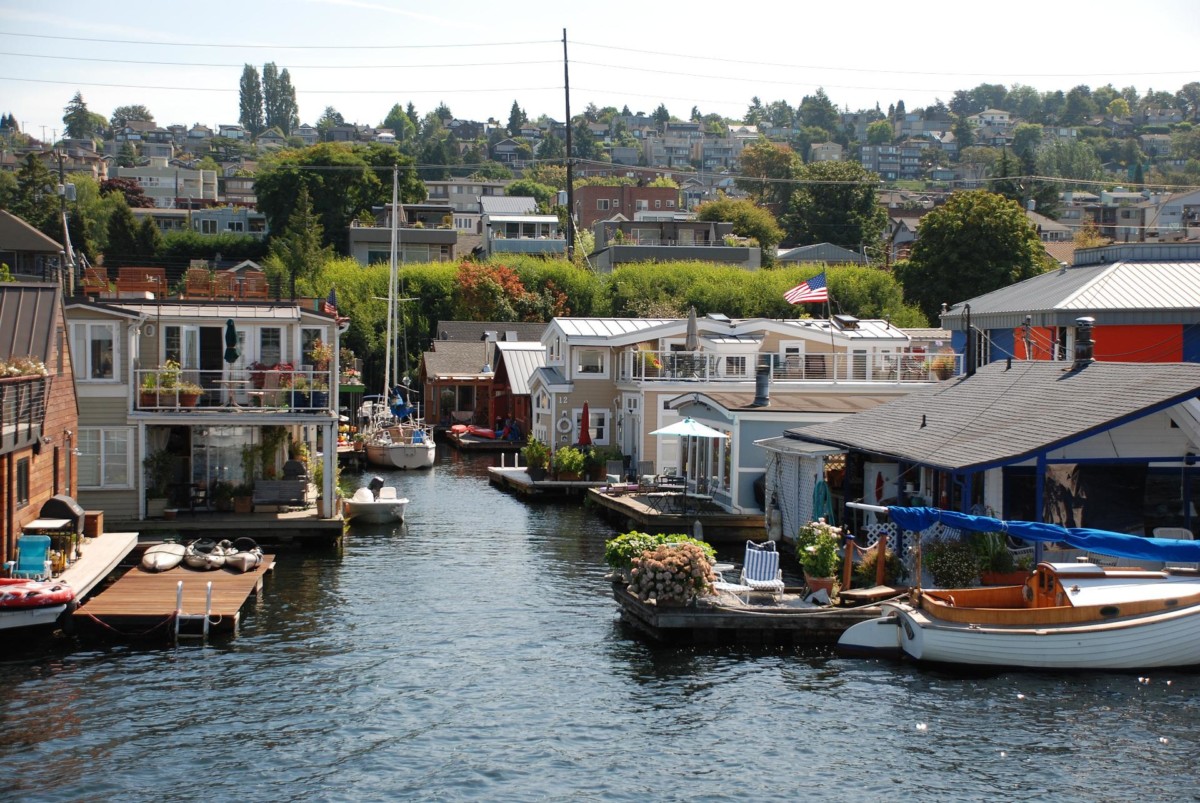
322;287;338;315
784;272;829;304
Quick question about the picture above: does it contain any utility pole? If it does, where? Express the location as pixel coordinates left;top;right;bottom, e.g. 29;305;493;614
562;28;575;261
56;148;76;295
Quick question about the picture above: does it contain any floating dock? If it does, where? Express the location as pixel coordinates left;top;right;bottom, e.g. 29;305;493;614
613;582;883;646
585;487;765;542
446;431;523;452
487;466;607;497
72;557;275;641
106;509;342;547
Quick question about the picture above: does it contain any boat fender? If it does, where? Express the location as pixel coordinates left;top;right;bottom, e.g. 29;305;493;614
945;594;955;607
1022;584;1034;604
556;417;572;433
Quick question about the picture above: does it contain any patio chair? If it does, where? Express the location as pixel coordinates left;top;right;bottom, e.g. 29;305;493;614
605;460;624;484
4;534;53;580
212;271;238;300
739;540;785;596
240;271;270;300
183;267;213;299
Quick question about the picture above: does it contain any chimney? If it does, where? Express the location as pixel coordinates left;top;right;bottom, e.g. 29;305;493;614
1073;317;1095;369
751;362;770;407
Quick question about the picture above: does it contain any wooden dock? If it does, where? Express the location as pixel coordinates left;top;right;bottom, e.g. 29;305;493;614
613;582;882;646
585;487;765;542
488;466;607;497
72;557;275;641
446;432;523;452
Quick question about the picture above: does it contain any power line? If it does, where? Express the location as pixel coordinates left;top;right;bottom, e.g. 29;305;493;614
0;31;556;50
0;51;560;70
0;75;561;95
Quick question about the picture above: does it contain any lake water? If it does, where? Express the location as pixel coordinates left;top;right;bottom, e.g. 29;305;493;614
2;447;1199;801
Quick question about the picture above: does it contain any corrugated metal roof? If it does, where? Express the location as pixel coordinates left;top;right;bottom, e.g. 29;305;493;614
0;210;62;253
783;360;1200;472
93;301;301;321
682;391;901;414
755;436;843;456
532;365;569;388
780;318;910;341
777;242;868;264
487;214;559;224
555;318;676;338
496;341;546;395
0;283;57;361
945;261;1200;329
480;196;537;215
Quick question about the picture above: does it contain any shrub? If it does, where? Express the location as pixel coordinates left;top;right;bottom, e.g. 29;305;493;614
603;531;716;571
520;438;549;469
854;547;907;587
923;538;979;587
629;543;714;605
552;445;586;475
796;519;842;578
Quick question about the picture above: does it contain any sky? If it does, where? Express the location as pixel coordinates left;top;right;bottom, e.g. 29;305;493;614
2;0;1199;141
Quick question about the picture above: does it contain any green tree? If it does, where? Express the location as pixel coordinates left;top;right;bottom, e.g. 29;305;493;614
652;104;670;126
505;178;557;212
109;104;153;129
696;197;783;264
570;118;598;160
12;153;57;230
507;100;526;137
865;120;894;145
1036;139;1103;184
1061;85;1097;125
895;190;1050;321
116;141;137;168
745;96;764;126
104;198;140;264
269;185;333;298
262;63;298;135
63;92;102;139
735;139;802;214
784;160;887;250
135;216;161;258
1107;97;1132;118
536;133;565;160
1011;123;1043;161
382;104;416;142
238;65;264;135
316;106;344;133
952;114;975;149
797;88;839;134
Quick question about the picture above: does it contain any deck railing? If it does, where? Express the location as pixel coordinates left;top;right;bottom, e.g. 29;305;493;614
0;376;47;454
133;367;334;412
618;350;960;385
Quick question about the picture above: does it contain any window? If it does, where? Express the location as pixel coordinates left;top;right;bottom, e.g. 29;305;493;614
597;199;609;211
16;458;29;508
654;200;662;209
576;348;606;376
199;219;217;234
636;200;648;211
77;428;133;489
726;355;747;376
667;200;675;208
70;322;117;380
576;409;609;445
548;336;562;363
301;328;322;367
227;221;244;232
612;198;620;208
260;328;282;366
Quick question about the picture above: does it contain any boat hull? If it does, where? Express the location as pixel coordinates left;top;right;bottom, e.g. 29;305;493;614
365;442;435;470
889;600;1200;669
344;498;408;523
0;603;70;631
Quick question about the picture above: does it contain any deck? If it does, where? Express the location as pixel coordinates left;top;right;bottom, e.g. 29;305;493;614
585;486;765;542
73;556;275;640
487;466;608;497
446;431;523;452
106;509;343;546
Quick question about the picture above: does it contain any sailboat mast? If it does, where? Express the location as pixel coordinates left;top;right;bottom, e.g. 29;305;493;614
385;165;398;397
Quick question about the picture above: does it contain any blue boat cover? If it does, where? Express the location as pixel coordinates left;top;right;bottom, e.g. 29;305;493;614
888;506;1200;563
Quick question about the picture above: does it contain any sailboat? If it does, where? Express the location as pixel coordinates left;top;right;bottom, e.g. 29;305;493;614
364;166;436;471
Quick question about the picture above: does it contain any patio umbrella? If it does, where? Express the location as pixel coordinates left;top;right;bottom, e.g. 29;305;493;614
685;306;699;352
578;401;592;446
649;417;728;492
223;319;240;364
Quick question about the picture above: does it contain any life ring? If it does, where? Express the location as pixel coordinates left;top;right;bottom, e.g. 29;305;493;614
556;417;572;434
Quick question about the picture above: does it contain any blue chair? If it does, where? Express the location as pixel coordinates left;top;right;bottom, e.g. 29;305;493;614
5;534;53;581
739;540;785;596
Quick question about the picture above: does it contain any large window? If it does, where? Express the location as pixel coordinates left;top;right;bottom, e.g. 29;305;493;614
260;328;282;365
77;428;133;489
576;408;609;445
725;355;747;377
71;322;117;380
575;348;606;377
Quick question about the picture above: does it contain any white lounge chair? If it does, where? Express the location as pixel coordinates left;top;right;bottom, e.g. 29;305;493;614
739;540;785;596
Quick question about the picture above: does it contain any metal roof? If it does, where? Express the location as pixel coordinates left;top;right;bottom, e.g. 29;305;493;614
944;261;1200;330
84;300;302;321
480;196;537;215
554;318;676;338
755;436;843;456
437;320;546;342
0;210;62;253
676;391;901;414
495;341;546;396
486;214;559;224
532;365;569;389
781;360;1200;472
0;283;57;361
423;342;492;378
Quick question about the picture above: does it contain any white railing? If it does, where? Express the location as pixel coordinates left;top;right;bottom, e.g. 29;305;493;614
618;350;961;384
133;366;334;412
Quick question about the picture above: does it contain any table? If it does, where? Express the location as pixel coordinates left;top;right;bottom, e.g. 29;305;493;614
645;491;683;513
214;378;251;406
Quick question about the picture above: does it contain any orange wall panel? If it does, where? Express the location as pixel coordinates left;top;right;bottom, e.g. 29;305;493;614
1093;324;1181;363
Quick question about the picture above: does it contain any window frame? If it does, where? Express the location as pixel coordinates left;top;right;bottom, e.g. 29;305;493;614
76;427;135;490
16;457;29;508
574;347;608;379
575;407;609;446
70;321;119;382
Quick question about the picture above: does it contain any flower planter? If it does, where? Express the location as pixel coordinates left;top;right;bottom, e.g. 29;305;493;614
178;392;201;408
139;391;159;408
233;496;253;514
804;573;837;595
526;466;548;482
557;471;581;482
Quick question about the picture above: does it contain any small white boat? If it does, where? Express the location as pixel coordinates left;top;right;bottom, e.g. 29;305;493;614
221;538;263;573
344;479;408;523
0;578;75;631
364;423;435;470
183;539;227;571
838;506;1200;670
141;543;187;572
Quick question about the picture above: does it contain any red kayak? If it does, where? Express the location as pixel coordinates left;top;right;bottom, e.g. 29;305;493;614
466;425;496;439
0;578;76;609
450;424;468;434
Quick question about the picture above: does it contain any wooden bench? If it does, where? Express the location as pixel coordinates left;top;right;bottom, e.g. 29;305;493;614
251;480;309;511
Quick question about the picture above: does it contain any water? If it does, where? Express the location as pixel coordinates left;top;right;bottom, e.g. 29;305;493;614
2;448;1199;802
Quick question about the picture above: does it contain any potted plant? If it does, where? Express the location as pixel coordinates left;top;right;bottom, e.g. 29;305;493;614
923;537;979;588
309;376;330;409
552;445;586;480
139;373;160;408
584;444;623;481
628;542;715;606
604;530;715;585
796;518;842;594
232;482;254;514
973;531;1029;585
177;381;204;408
290;374;311;408
210;480;234;512
308;338;334;370
854;545;907;588
930;349;957;380
521;438;550;481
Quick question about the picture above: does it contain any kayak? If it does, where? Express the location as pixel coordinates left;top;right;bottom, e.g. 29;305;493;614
222;538;263;573
466;425;496;439
141;543;186;572
183;539;227;571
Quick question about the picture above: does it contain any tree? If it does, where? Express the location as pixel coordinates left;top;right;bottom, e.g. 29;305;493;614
109;105;153;129
952;114;975;149
238;65;264;136
276;69;299;135
895;190;1050;321
507;100;526;137
104;198;140;264
100;177;156;208
784;160;887;250
135;216;161;257
12;153;57;230
1061;85;1097;125
797;88;839;135
570;118;598;160
695;197;783;264
1011;123;1043;161
1177;82;1200;122
734;139;801;214
1036;140;1103;183
269;185;333;299
63;92;102;139
382;104;416;142
865;120;894;146
317;106;345;132
1107;97;1132;119
536;134;565;161
504;178;557;212
745;96;764;126
116;141;137;168
262;63;298;135
652;104;670;126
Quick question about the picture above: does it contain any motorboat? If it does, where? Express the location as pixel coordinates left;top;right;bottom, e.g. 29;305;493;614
0;578;76;631
183;539;227;571
344;477;409;523
221;538;264;573
141;542;186;572
364;422;435;470
838;506;1200;669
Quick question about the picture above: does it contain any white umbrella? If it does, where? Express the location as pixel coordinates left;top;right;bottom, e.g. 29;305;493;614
650;417;728;495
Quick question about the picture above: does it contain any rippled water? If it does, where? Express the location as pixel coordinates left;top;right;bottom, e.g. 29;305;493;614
2;447;1199;801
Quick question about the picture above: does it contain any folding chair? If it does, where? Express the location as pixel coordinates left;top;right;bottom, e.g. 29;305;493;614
5;535;53;580
739;540;785;596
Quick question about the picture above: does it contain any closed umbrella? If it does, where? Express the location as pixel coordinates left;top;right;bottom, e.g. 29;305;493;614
685;306;699;352
223;319;240;364
578;401;592;446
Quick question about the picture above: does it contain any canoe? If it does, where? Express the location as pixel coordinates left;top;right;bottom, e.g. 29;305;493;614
222;538;263;573
466;425;496;439
183;539;227;571
141;543;186;572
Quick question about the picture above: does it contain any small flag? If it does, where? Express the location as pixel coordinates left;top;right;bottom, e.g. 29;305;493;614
322;287;338;315
784;272;829;304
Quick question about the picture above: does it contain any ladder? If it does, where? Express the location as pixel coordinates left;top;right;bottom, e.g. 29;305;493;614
174;579;213;642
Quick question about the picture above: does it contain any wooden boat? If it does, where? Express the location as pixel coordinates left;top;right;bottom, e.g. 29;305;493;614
0;578;75;631
141;543;186;572
183;539;227;571
839;506;1200;669
344;484;408;523
221;538;263;573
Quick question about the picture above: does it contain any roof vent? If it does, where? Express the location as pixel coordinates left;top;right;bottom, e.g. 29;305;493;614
832;314;860;330
1073;317;1095;369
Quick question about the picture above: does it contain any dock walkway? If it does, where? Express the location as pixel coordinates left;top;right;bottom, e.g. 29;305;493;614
73;557;275;640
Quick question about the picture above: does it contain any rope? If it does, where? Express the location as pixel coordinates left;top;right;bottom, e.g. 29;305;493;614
76;609;177;639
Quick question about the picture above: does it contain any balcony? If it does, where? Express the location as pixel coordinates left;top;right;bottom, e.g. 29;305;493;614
133;367;334;413
0;375;47;454
618;350;959;385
